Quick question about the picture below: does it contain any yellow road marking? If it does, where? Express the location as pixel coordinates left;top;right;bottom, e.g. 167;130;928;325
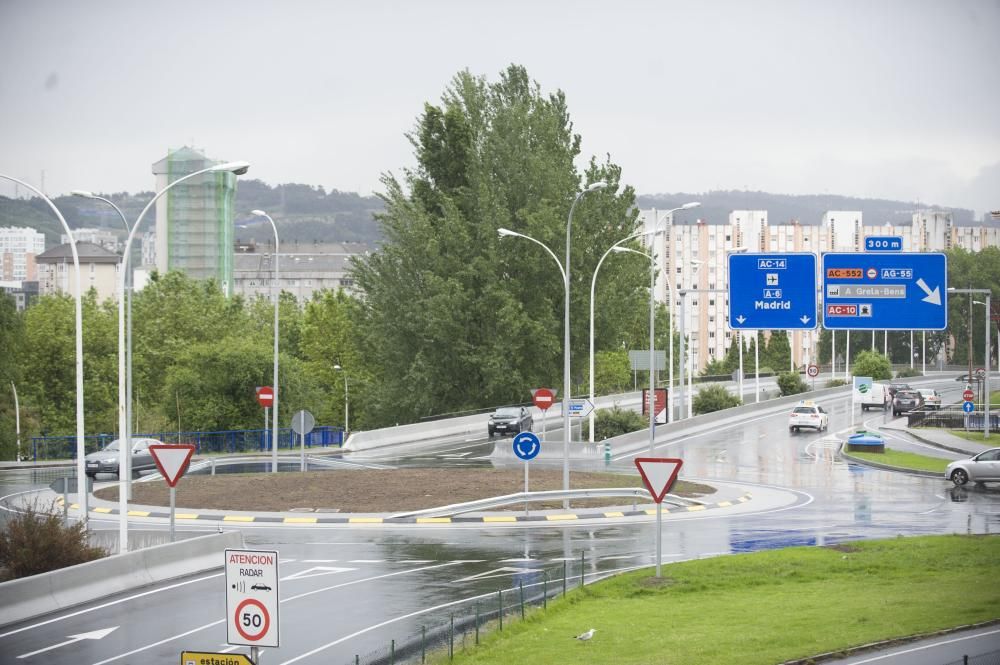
603;511;624;517
223;515;254;522
483;516;517;523
176;513;200;520
93;507;112;513
686;505;707;512
546;514;578;521
416;517;452;524
717;501;732;507
283;517;317;524
127;510;150;517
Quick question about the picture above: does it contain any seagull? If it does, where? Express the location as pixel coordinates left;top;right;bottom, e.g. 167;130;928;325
574;628;596;642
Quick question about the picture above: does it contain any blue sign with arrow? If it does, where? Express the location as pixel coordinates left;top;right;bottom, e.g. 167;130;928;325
822;253;947;330
963;401;975;414
728;253;817;330
512;431;541;461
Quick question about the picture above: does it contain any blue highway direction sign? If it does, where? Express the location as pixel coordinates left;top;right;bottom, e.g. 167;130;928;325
865;236;903;252
512;432;541;461
822;253;947;330
728;253;817;330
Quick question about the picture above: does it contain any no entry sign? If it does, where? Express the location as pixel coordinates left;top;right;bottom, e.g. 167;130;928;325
226;549;279;648
532;387;555;410
256;386;274;408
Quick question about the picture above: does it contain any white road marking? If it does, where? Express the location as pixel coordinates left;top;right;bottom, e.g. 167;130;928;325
281;566;356;581
841;627;1000;663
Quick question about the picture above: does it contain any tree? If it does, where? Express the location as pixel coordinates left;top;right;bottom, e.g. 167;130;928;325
0;294;24;459
353;65;646;424
764;331;792;372
851;350;892;381
693;384;741;415
776;371;808;396
594;406;646;440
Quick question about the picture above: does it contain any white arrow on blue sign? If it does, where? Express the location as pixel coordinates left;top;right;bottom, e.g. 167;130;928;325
963;401;975;414
822;252;947;330
728;253;817;330
512;432;541;460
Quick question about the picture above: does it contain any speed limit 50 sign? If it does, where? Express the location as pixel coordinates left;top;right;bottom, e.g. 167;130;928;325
226;549;279;648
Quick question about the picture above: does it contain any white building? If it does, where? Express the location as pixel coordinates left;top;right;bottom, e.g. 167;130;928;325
232;240;365;304
35;241;120;302
61;227;121;253
0;226;45;282
638;208;1000;374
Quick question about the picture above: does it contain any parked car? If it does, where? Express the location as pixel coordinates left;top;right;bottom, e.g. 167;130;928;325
891;389;923;416
487;407;533;438
917;389;942;409
788;400;829;432
945;448;1000;486
85;438;160;478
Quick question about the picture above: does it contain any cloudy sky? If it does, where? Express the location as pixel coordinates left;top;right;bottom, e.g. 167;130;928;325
1;0;998;215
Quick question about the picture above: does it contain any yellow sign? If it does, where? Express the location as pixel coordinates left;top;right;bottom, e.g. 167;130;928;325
181;652;255;665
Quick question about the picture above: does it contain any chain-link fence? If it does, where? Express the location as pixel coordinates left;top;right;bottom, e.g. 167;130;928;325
343;557;590;665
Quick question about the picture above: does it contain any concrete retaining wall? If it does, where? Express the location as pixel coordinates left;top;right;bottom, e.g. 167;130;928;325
0;530;243;628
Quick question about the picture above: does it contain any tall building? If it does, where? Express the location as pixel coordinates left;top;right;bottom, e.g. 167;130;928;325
0;226;45;282
638;208;1000;374
151;147;237;295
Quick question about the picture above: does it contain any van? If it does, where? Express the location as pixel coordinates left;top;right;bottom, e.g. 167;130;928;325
860;382;890;411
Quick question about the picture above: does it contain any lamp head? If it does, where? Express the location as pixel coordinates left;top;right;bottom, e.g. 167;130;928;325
71;190;96;199
586;181;609;192
251;209;268;217
211;161;251;175
497;228;516;238
681;202;701;210
334;364;343;371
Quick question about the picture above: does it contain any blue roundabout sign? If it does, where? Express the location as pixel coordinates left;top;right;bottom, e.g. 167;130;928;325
512;431;541;461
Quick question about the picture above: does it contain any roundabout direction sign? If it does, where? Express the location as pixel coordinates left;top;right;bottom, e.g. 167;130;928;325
512;431;541;461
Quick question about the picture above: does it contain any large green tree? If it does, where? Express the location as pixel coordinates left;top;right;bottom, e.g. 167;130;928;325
353;65;647;423
0;294;25;459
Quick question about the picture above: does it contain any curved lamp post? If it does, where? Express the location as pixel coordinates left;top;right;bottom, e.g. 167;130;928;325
72;191;136;494
334;364;349;441
114;160;250;553
10;382;21;462
250;210;280;473
0;174;86;520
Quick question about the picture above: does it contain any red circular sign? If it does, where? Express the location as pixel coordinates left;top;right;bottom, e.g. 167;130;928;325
256;386;274;408
866;267;877;279
963;389;975;401
533;388;555;410
807;364;819;377
235;598;271;641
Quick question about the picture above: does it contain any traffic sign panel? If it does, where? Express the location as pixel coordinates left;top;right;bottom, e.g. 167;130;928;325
865;236;903;252
532;388;556;411
963;401;975;413
822;253;947;330
567;399;594;418
634;457;684;504
256;386;274;408
807;364;819;378
964;389;975;401
149;445;195;488
512;432;540;461
226;549;279;648
728;253;817;330
182;652;255;665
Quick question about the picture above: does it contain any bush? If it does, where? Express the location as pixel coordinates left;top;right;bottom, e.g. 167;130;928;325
776;371;809;396
0;500;106;580
895;367;922;378
852;350;892;381
826;379;848;388
693;384;741;415
595;406;647;440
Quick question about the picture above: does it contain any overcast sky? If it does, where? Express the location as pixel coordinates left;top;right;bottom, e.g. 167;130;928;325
1;0;998;215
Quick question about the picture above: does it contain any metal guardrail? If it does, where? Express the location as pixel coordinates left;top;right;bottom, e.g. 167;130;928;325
390;488;700;519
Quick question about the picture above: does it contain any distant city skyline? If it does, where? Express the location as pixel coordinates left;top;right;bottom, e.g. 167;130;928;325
0;0;997;215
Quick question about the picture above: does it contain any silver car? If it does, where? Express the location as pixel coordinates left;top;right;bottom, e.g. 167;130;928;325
945;448;1000;486
85;438;160;478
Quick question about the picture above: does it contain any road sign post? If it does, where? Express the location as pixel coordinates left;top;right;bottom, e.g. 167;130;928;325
226;549;279;651
822;253;948;330
634;457;683;578
291;410;315;472
728;253;818;331
513;431;541;517
807;363;819;389
149;444;195;542
532;388;556;442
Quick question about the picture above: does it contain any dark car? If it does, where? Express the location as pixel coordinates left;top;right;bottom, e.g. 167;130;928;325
886;382;911;399
85;438;160;478
251;583;272;591
892;389;923;416
488;406;533;438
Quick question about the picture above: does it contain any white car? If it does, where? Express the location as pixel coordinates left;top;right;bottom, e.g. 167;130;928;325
945;448;1000;486
788;401;829;433
917;389;941;410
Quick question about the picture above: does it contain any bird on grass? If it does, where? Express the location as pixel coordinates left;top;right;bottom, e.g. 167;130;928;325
574;628;596;642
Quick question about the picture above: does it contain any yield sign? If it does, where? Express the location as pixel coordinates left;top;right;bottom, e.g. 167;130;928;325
149;444;195;488
634;457;683;504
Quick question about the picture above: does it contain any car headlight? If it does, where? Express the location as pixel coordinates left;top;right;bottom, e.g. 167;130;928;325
103;457;116;463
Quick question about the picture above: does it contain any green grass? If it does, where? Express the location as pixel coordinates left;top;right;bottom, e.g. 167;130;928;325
438;535;1000;665
944;430;996;446
849;448;952;473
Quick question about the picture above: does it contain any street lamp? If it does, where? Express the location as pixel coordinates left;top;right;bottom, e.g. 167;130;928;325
334;364;349;440
250;210;281;473
949;287;992;440
973;301;995;372
72;191;137;495
10;382;20;462
0;174;86;521
114;160;250;553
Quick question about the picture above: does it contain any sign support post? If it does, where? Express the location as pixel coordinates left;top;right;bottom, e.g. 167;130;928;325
148;444;195;543
634;458;683;578
512;432;540;517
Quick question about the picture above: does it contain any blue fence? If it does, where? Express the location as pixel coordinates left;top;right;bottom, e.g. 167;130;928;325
30;426;344;461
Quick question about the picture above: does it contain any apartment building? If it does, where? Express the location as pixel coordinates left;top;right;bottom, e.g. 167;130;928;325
35;241;120;302
638;209;1000;373
232;240;366;303
61;227;121;253
0;226;45;282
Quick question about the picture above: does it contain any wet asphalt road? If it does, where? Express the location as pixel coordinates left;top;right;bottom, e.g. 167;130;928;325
1;376;998;664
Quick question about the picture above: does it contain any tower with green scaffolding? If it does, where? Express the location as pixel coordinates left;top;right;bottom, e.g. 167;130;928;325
152;147;237;295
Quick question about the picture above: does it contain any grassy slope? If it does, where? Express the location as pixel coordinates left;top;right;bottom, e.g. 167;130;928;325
442;535;1000;665
849;449;951;472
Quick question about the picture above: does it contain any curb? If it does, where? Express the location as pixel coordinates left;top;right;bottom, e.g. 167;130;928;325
60;493;753;525
837;441;943;478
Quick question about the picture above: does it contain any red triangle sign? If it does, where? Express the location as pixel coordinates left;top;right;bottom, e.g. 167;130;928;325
634;457;683;504
149;444;195;488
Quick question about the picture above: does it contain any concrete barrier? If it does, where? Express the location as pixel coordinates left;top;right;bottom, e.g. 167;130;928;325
0;530;243;628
